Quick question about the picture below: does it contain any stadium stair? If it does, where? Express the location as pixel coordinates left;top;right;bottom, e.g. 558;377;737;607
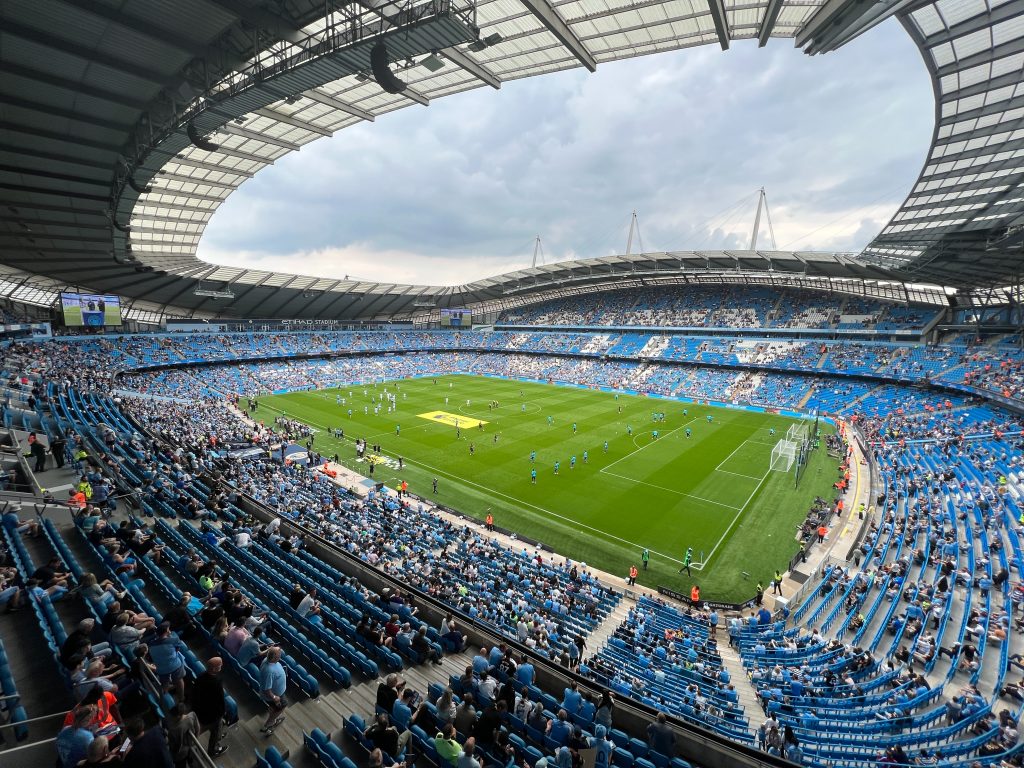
582;596;633;651
212;643;475;768
714;643;763;716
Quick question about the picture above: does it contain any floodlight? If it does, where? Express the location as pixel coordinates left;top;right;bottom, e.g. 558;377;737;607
420;53;445;72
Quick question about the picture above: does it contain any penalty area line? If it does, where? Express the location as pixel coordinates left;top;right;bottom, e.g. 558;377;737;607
600;470;743;511
690;464;773;571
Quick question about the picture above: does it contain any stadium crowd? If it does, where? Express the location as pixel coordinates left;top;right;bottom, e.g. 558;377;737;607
2;300;1024;768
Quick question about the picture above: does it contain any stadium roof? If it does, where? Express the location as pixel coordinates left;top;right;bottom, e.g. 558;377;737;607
0;0;1022;322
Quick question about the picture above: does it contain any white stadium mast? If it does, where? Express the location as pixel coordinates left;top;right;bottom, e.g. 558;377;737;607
750;187;778;251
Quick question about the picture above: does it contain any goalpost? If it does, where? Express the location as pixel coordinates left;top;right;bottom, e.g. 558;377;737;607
786;423;809;444
770;438;799;472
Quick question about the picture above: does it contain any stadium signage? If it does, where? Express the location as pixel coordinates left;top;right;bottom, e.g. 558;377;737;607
658;586;756;612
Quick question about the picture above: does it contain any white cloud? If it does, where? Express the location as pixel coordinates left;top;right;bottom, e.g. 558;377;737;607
198;20;935;285
200;245;519;286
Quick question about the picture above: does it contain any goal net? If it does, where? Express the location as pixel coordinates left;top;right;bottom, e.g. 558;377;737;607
770;438;799;472
786;423;809;444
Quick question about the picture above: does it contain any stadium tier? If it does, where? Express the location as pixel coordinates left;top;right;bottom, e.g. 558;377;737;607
2;303;1024;768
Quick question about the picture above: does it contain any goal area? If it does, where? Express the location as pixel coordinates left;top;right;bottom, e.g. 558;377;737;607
770;438;799;472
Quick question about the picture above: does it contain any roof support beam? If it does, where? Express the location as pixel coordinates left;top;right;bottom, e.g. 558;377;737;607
150;171;238;189
129;213;212;225
0;123;121;154
2;20;178;88
51;0;214;59
0;201;108;218
940;70;1024;104
945;91;1024;124
758;0;784;46
153;155;255;178
0;143;112;172
517;0;598;72
300;89;375;122
403;87;430;107
0;231;109;244
140;187;226;205
0;94;131;132
441;46;501;89
928;135;1024;164
935;36;1024;79
935;119;1024;147
254;107;333;137
0;62;148;110
0;216;110;232
131;200;216;215
220;123;302;151
706;0;731;50
0;165;108;188
292;280;344;317
205;0;309;46
923;1;1023;49
0;183;107;203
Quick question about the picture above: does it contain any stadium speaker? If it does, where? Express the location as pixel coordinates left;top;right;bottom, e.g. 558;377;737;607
947;295;958;308
370;42;407;94
187;122;220;152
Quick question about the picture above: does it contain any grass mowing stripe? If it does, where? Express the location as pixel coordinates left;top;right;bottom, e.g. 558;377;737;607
253;374;840;601
601;417;698;472
599;470;743;510
692;465;772;571
256;397;688;563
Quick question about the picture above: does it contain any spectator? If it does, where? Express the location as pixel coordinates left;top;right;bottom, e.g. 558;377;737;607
189;657;228;757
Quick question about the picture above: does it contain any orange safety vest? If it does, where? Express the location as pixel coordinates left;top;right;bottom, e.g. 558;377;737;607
486;514;493;527
690;586;700;603
629;566;638;580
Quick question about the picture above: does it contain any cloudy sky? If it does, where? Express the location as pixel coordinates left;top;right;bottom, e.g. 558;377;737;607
198;19;934;286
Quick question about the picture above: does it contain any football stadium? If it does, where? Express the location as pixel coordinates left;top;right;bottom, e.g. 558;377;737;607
1;0;1024;767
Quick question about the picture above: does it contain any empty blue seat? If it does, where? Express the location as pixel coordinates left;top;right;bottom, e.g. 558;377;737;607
628;738;648;759
610;729;630;749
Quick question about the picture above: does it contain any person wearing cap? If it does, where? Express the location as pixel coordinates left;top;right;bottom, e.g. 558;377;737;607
590;725;613;768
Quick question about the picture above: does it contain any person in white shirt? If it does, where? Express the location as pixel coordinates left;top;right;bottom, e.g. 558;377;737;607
296;589;320;618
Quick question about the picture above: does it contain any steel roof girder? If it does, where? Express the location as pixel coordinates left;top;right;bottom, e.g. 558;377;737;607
254;107;334;137
220;123;302;151
441;46;501;89
517;0;598;72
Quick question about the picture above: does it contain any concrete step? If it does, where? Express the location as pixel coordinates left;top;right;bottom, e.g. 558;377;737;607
717;641;760;717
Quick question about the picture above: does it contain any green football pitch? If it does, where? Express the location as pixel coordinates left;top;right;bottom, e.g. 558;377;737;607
252;374;840;602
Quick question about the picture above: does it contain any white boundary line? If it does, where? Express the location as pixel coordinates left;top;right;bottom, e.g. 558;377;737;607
257;399;687;564
270;381;801;570
600;417;698;474
716;469;764;480
715;438;770;480
714;439;751;473
691;464;773;571
601;470;743;510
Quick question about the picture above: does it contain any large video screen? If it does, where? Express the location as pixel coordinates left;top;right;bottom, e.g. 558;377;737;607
440;308;471;328
60;293;122;327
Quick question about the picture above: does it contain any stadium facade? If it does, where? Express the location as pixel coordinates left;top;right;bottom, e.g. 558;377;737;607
1;0;1024;325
